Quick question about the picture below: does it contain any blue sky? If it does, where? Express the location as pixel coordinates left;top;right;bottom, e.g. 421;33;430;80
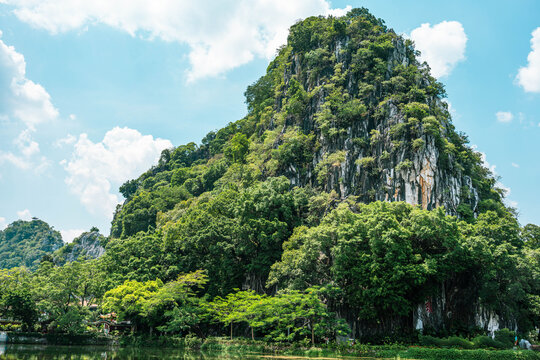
0;0;539;241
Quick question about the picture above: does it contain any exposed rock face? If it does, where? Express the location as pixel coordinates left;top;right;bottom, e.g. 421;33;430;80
53;231;106;265
267;36;481;217
412;284;517;336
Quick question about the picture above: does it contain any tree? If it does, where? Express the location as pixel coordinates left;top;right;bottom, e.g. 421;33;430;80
224;133;250;163
256;288;348;344
227;290;267;340
523;224;540;249
269;202;472;333
31;260;98;333
102;279;163;332
0;268;37;331
143;270;209;335
3;289;38;330
119;179;140;199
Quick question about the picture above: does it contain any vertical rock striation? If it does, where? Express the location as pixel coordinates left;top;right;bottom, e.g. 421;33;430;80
250;19;485;217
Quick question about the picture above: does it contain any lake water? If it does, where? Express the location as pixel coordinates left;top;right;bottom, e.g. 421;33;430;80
0;344;384;360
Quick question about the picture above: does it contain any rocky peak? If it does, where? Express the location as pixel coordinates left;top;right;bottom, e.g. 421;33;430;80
53;230;107;265
246;10;493;217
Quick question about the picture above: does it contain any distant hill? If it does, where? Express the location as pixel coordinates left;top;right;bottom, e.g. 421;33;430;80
0;219;63;270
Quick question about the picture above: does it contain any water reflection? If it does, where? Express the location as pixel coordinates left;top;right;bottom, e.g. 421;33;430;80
3;345;213;359
1;345;285;360
0;344;381;360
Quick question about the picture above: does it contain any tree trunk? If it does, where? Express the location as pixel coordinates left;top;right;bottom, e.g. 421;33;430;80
230;322;233;340
251;326;254;340
311;320;315;345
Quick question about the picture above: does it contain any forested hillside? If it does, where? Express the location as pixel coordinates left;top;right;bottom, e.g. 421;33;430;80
1;8;539;342
0;219;63;270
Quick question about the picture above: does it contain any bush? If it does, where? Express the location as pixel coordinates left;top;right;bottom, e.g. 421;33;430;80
420;334;509;350
395;159;413;171
472;335;506;349
356;156;375;168
445;336;474;349
183;334;203;350
420;335;443;347
404;347;540;360
494;328;515;348
412;138;425;151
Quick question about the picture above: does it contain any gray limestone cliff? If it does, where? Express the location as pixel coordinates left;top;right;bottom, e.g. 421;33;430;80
253;32;488;218
53;230;107;265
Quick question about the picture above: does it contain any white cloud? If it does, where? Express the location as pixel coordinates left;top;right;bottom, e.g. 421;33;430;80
0;32;56;174
511;162;520;168
497;181;511;199
494;179;517;209
0;151;31;169
69;114;76;120
0;217;7;230
0;0;349;81
410;21;467;78
496;111;513;123
0;31;58;130
14;129;40;157
326;5;352;17
54;134;77;148
516;27;540;93
479;151;517;208
496;181;518;209
17;209;32;221
62;127;172;218
60;229;84;243
479;151;497;176
0;129;49;172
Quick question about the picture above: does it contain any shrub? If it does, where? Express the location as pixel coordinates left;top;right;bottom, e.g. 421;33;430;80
404;347;540;360
472;335;506;349
395;159;413;171
494;328;515;348
370;129;381;146
389;123;408;138
445;336;474;349
183;334;203;350
422;116;440;136
419;335;444;347
412;138;425;151
356;156;376;168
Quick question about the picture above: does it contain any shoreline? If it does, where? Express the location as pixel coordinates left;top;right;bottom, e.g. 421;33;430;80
2;334;539;360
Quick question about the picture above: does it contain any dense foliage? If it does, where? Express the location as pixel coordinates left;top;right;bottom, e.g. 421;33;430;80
0;219;63;270
1;8;539;345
